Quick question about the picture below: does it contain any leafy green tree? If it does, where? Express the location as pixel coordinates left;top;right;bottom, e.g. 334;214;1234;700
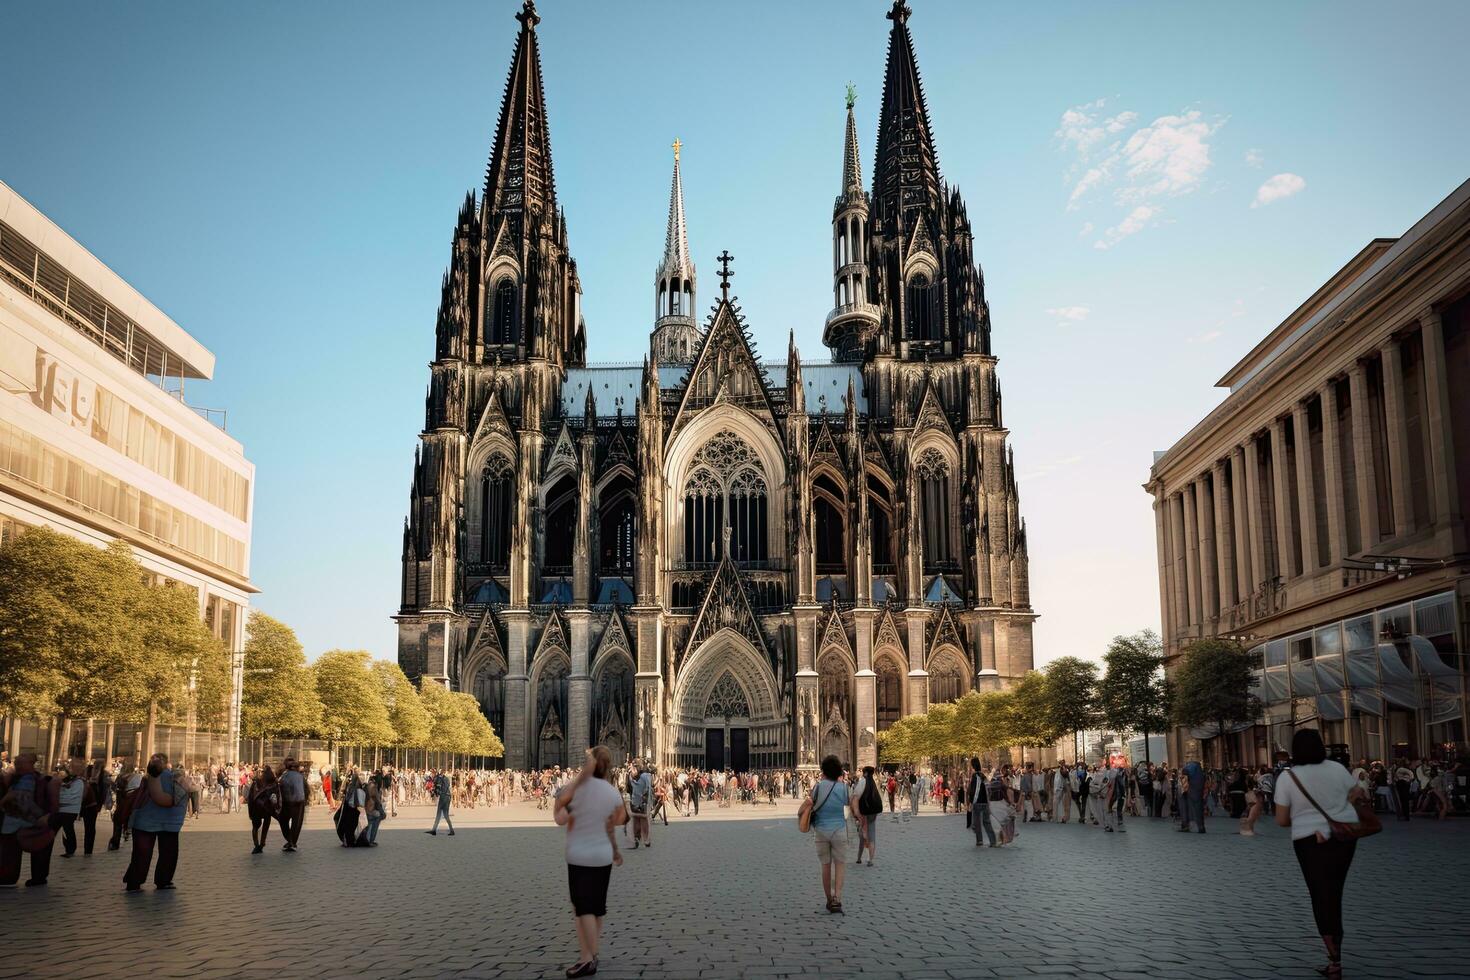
1098;630;1170;763
452;691;504;758
313;649;393;747
0;527;91;720
190;636;234;732
419;679;470;760
1170;638;1260;765
372;661;431;749
1045;656;1100;761
1009;670;1060;755
242;612;322;739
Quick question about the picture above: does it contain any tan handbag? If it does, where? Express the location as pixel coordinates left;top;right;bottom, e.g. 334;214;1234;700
798;783;835;833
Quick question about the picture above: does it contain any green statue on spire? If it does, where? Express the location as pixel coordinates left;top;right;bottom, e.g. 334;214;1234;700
845;82;857;110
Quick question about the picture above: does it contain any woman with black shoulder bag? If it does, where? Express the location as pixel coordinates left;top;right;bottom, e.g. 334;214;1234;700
1273;728;1380;978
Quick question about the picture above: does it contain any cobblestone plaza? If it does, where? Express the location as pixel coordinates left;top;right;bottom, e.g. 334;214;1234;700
3;800;1466;979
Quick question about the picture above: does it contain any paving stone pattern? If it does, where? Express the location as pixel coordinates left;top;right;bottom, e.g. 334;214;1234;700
2;800;1466;979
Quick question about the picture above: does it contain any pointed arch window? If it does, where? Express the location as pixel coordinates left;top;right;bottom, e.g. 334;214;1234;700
905;273;940;342
876;658;903;731
682;430;768;565
814;472;846;574
929;655;963;704
542;473;577;572
598;473;636;576
480;455;514;567
489;277;518;346
915;448;952;564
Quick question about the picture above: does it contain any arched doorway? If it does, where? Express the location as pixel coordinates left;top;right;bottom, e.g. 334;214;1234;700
671;629;788;771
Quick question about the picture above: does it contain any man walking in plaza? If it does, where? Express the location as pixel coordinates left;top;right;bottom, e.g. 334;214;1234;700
1107;761;1127;832
1180;757;1206;833
277;758;307;852
966;758;997;847
426;768;455;836
628;761;652;848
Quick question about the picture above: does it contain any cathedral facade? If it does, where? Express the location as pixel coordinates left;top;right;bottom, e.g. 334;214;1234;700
396;0;1037;772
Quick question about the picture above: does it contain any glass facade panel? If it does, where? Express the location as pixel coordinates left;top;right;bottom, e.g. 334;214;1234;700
1314;624;1342;659
1289;632;1314;662
0;416;247;575
1264;639;1288;667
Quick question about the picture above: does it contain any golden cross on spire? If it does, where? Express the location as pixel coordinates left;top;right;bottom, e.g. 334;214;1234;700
672;137;682;162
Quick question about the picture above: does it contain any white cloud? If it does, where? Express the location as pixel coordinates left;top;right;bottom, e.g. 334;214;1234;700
1189;329;1223;344
1046;305;1091;325
1115;111;1220;202
1094;205;1159;250
1077;221;1094;237
1245;148;1264;168
1252;172;1306;208
1058;102;1223;244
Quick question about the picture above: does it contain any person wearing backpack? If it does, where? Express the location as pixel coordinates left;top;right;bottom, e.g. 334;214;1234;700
854;765;883;866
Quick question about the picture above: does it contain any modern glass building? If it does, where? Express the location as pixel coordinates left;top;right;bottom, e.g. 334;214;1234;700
0;178;256;763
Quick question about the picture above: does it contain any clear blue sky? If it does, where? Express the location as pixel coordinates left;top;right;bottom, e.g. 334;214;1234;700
4;0;1467;666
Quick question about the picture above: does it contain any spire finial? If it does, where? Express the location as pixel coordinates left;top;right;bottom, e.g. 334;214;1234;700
717;250;734;299
845;82;857;110
516;0;540;29
672;137;682;162
887;0;911;24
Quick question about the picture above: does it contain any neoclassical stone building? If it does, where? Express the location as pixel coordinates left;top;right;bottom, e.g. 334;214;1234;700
396;0;1037;771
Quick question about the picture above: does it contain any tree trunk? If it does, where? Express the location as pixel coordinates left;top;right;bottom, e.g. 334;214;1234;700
143;701;158;764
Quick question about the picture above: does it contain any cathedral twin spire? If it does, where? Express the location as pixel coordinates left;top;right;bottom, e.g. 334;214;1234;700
484;0;556;217
652;138;701;364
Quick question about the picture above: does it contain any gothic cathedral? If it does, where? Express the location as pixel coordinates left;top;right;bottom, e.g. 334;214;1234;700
396;0;1036;772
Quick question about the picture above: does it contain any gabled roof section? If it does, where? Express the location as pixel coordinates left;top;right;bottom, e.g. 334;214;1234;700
594;604;633;657
668;297;782;443
683;555;771;668
534;605;570;658
912;375;954;439
818;605;853;656
484;1;557;217
874;1;942;229
466;606;506;662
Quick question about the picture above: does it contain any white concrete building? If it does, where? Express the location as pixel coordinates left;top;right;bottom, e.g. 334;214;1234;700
0;178;256;760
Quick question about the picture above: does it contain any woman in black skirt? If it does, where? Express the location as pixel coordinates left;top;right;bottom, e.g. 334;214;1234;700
554;746;626;978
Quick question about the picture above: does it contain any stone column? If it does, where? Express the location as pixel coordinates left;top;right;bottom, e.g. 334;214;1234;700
1212;461;1236;611
1230;446;1253;599
906;612;929;715
1182;487;1201;626
1271;418;1296;578
853;610;877;766
1195;475;1218;620
1169;493;1190;628
1243;437;1268;587
503;610;531;770
1419;309;1462;531
1292;401;1320;573
1348;362;1380;549
1379;341;1413;538
1154;489;1175;639
567;610;591;761
1320;379;1348;564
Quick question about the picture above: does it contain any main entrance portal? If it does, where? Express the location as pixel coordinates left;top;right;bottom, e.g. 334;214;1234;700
705;728;724;770
672;630;794;771
701;727;752;773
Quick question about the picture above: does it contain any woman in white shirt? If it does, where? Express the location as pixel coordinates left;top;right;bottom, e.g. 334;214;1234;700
1274;729;1368;979
554;746;626;979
